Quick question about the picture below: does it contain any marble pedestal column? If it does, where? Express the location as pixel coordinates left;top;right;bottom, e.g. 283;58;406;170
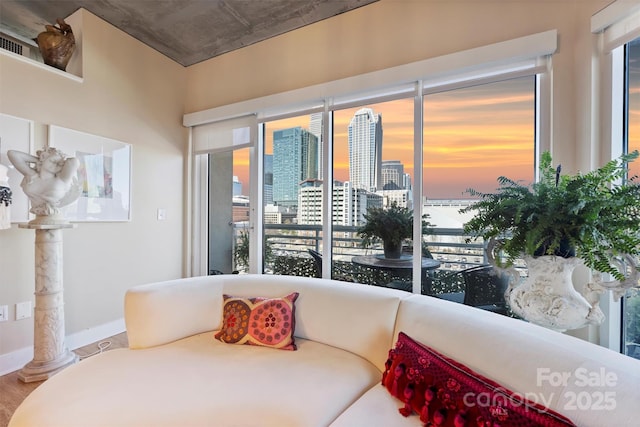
18;222;78;382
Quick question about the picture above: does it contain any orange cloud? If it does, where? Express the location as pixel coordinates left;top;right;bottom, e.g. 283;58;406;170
245;76;536;200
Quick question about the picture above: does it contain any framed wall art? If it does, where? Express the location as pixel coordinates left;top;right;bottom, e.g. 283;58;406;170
0;113;34;223
49;125;131;222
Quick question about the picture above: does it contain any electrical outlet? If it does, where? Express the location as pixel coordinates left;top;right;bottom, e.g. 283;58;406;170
16;301;32;320
0;305;7;322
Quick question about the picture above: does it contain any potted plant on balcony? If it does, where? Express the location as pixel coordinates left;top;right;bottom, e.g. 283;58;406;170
460;150;640;330
233;229;273;273
357;202;431;259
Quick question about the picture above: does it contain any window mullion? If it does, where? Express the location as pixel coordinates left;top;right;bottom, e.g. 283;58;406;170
412;82;424;294
322;105;333;278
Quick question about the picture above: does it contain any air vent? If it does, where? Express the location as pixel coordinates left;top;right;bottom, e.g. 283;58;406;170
0;32;32;58
1;35;22;55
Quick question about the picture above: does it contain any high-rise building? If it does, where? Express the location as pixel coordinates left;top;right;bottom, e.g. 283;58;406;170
381;189;412;209
297;179;323;224
403;173;412;190
232;195;250;223
348;108;382;192
264;203;287;224
232;175;242;196
297;180;383;226
272;127;318;208
381;160;405;190
333;181;383;226
380;160;412;208
264;154;273;205
309;113;323;180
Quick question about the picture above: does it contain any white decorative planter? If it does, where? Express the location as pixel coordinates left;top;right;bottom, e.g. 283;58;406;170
507;256;604;331
484;236;639;331
482;238;640;332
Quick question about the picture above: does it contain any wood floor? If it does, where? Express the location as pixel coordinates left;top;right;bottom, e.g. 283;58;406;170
0;332;129;427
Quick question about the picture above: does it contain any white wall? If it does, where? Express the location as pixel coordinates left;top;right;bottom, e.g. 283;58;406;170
185;0;610;172
0;9;187;367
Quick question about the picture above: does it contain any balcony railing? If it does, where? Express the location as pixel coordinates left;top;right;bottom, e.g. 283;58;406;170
260;223;488;267
233;223;526;295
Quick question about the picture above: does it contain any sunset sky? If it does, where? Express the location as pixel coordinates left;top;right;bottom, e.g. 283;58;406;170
232;76;536;200
231;68;635;200
629;39;640;180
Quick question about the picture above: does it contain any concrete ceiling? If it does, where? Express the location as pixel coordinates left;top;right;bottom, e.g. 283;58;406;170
0;0;378;67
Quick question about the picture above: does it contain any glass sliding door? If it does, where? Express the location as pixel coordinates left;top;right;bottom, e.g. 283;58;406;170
207;146;252;274
192;115;256;276
423;76;536;297
263;113;323;277
332;98;415;287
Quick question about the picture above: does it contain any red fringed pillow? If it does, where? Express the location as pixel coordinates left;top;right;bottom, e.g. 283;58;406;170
382;332;576;427
215;292;299;350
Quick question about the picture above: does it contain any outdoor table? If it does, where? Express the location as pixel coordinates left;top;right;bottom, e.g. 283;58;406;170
351;254;441;293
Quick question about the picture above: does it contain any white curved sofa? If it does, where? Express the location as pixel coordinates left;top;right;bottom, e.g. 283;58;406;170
9;274;640;427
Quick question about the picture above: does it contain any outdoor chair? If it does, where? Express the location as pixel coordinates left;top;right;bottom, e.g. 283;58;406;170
308;249;357;282
308;249;324;278
435;265;510;315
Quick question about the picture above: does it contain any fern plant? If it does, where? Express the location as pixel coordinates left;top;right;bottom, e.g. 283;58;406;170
461;151;640;280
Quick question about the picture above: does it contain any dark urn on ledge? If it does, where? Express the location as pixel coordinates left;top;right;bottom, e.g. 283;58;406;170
35;18;75;71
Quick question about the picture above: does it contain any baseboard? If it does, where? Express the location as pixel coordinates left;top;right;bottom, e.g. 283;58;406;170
0;346;34;377
0;318;126;376
65;318;126;351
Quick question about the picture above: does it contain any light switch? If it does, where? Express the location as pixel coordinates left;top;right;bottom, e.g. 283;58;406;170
16;301;32;320
157;208;166;221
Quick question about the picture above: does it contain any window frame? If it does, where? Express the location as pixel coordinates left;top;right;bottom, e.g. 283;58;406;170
620;38;640;359
185;30;555;281
591;0;640;353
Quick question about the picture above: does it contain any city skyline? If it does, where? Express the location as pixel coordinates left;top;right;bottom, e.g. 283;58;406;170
234;73;640;200
245;76;535;200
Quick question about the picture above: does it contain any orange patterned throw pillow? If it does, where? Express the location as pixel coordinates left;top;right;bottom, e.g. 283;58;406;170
215;292;299;350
